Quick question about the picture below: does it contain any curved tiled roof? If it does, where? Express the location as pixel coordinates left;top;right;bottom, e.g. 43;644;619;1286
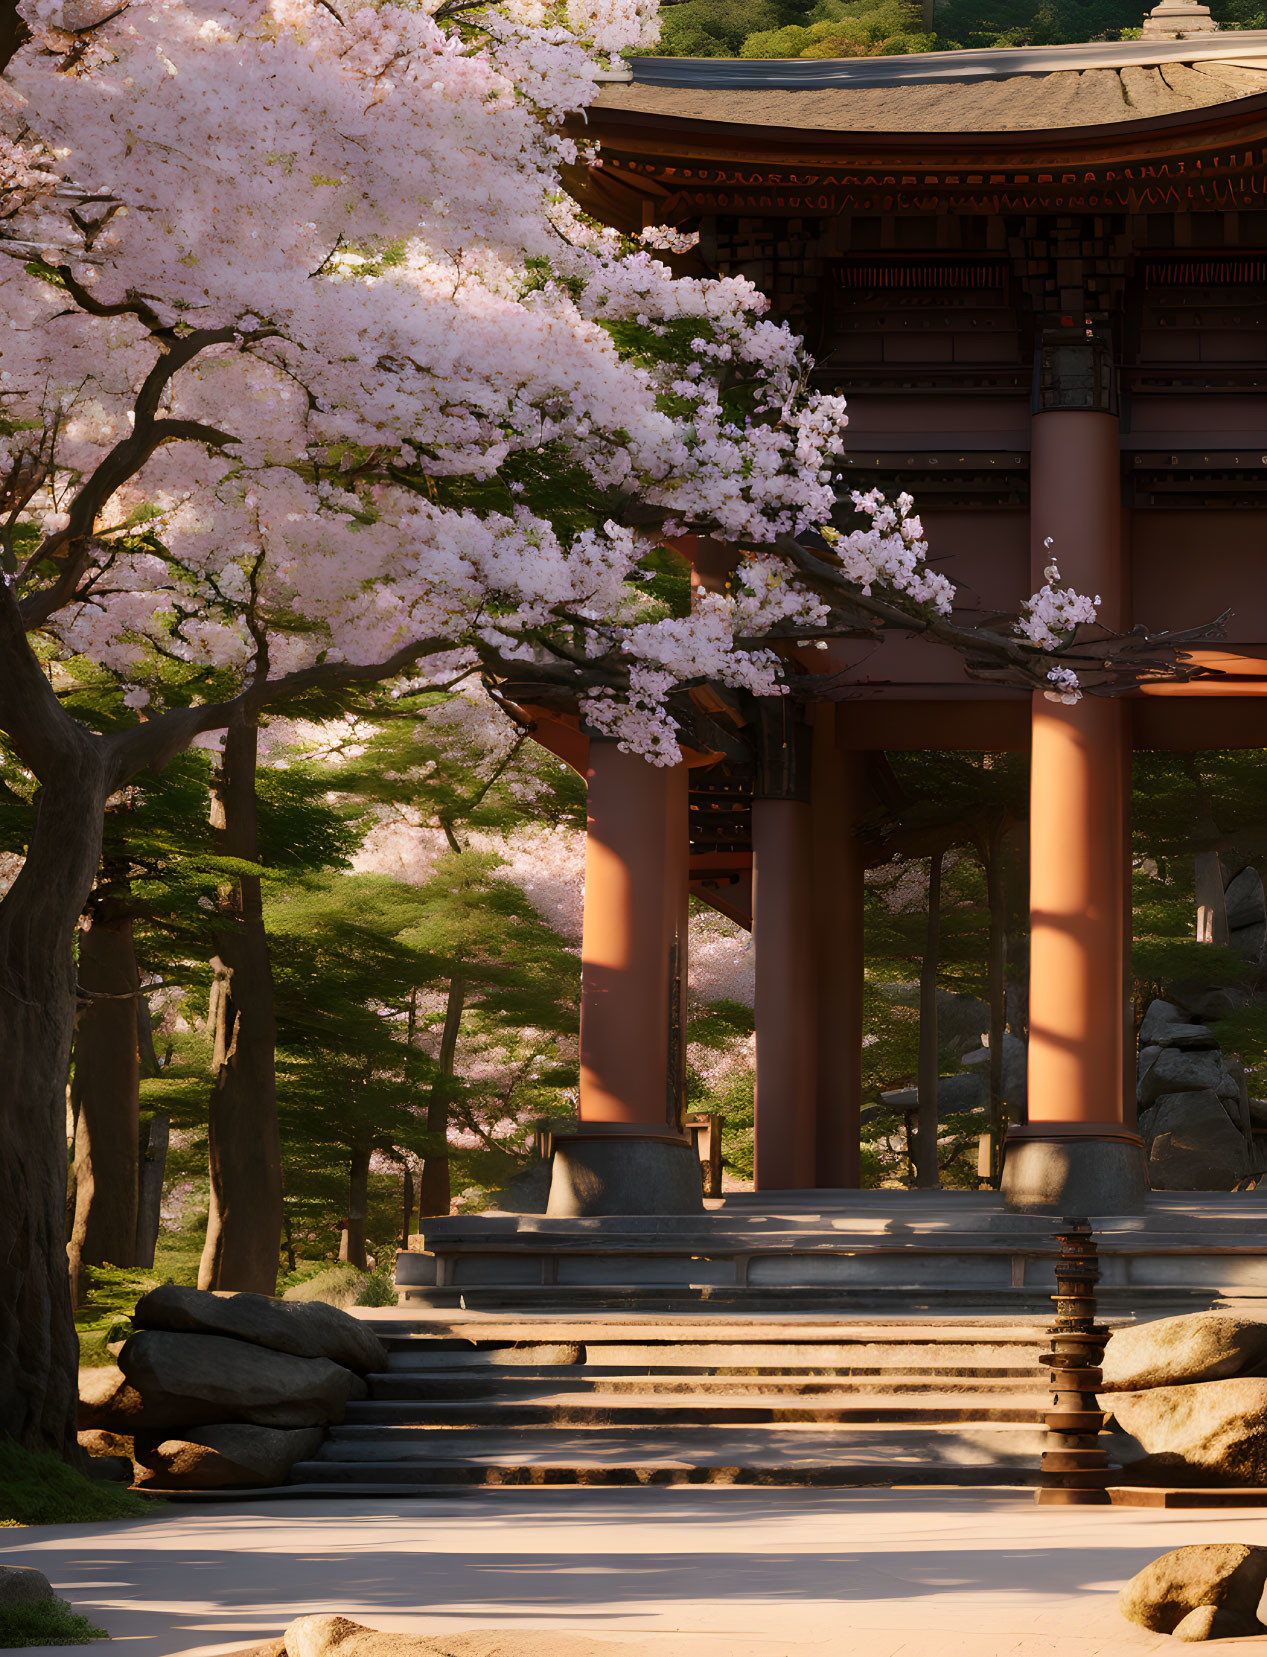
600;38;1267;130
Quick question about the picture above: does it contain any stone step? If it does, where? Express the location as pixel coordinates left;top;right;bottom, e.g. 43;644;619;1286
366;1315;1055;1340
296;1421;1047;1478
382;1341;1046;1372
393;1285;1216;1315
332;1392;1048;1427
363;1371;1047;1401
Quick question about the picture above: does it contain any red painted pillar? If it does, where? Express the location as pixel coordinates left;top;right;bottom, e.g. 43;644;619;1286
548;740;701;1213
1002;334;1146;1212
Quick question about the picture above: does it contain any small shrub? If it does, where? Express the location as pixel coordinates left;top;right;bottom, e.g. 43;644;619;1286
0;1442;150;1527
356;1268;397;1308
281;1264;367;1309
0;1603;107;1647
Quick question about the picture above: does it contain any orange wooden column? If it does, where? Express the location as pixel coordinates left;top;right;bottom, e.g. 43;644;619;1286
548;740;701;1214
811;704;865;1187
1002;338;1146;1212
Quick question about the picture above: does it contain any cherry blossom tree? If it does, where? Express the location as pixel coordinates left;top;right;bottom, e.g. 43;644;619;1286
0;0;1206;1456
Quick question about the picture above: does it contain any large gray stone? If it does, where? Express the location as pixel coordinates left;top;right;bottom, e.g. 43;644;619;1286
0;1567;55;1607
1119;1544;1267;1634
1167;982;1237;1023
1101;1313;1267;1391
1225;866;1266;931
133;1285;386;1373
1138;999;1184;1045
1139;1047;1226;1107
1172;1603;1261;1640
1143;1092;1250;1190
1104;1378;1267;1485
879;1073;987;1115
133;1424;325;1489
117;1331;367;1427
1231;921;1266;964
1150;1023;1218;1052
960;1033;1028;1107
78;1363;222;1433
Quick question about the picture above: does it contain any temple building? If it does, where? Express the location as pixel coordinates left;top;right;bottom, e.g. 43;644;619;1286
502;20;1267;1225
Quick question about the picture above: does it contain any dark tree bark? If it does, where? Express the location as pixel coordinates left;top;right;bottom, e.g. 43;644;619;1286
0;556;457;1455
914;847;944;1190
0;756;112;1456
341;1139;371;1271
198;712;283;1294
134;1111;170;1270
401;1162;415;1251
418;976;465;1218
67;907;141;1293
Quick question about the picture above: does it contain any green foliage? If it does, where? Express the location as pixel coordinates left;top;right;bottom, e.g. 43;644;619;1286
0;1442;150;1527
0;1604;108;1646
642;0;1265;59
741;0;932;56
654;0;789;54
74;1239;204;1366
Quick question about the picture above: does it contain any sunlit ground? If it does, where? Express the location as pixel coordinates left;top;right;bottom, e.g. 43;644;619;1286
6;1487;1267;1657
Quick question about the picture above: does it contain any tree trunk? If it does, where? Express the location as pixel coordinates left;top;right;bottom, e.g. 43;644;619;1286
134;1111;170;1270
401;1163;415;1252
198;713;283;1294
0;760;112;1456
418;976;465;1218
985;822;1008;1186
1195;850;1229;946
914;848;944;1190
67;910;141;1290
342;1140;371;1271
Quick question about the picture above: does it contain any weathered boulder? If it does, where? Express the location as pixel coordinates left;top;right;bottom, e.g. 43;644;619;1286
78;1364;222;1433
1142;1092;1250;1190
285;1615;635;1657
134;1285;387;1373
118;1331;367;1427
133;1424;325;1489
1225;866;1266;931
1103;1378;1267;1484
1151;1023;1218;1052
1139;1048;1227;1107
1232;921;1267;965
1172;1603;1261;1640
0;1567;55;1607
961;1031;1027;1107
1167;982;1237;1024
1138;999;1184;1045
879;1073;986;1114
1101;1313;1267;1391
1119;1543;1267;1634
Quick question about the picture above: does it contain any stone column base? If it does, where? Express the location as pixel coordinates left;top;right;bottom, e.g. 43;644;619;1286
1001;1123;1148;1215
547;1125;703;1216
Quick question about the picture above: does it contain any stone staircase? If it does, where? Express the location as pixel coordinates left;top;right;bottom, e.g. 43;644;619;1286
291;1315;1055;1490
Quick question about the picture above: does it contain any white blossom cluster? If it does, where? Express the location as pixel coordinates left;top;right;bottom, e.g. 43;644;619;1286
832;490;953;614
1016;576;1101;650
636;224;700;254
0;0;1103;766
